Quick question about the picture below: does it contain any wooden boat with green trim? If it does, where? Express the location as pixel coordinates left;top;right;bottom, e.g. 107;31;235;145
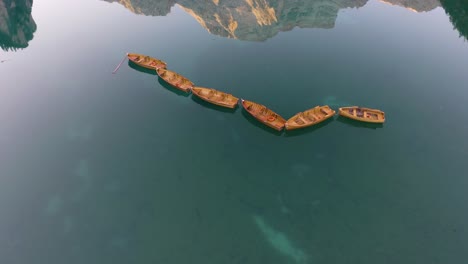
241;99;286;131
338;106;385;123
192;87;239;109
285;105;335;130
127;53;167;70
156;68;194;93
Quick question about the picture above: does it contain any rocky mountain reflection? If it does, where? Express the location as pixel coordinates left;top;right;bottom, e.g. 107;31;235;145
381;0;440;12
105;0;175;16
104;0;443;41
0;0;36;51
1;0;467;51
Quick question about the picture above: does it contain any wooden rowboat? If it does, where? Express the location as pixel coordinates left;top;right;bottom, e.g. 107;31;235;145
192;87;239;109
127;53;167;70
156;68;194;93
241;99;286;131
338;106;385;123
285;105;335;130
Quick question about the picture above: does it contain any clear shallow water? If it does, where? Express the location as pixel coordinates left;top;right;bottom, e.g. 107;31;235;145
1;0;468;263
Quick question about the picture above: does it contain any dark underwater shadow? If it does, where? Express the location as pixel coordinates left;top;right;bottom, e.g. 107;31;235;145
190;94;238;114
241;108;283;136
156;77;191;97
336;116;384;129
128;61;157;75
283;116;335;137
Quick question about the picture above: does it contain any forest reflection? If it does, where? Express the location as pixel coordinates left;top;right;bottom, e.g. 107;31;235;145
440;0;468;40
0;0;36;51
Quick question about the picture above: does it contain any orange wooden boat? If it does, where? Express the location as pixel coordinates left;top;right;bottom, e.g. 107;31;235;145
338;106;385;123
241;99;286;131
192;87;239;109
285;105;335;130
156;68;194;93
127;53;167;70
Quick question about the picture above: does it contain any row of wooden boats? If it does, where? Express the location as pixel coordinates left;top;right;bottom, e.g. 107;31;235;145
127;53;386;131
240;102;385;131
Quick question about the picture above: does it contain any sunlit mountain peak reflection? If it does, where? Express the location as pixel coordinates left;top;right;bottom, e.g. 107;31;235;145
0;0;36;51
173;0;369;41
104;0;445;41
380;0;440;12
102;0;370;41
104;0;175;16
181;5;240;39
245;0;277;26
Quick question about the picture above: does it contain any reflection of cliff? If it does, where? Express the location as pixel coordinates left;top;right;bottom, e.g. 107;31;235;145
106;0;369;41
0;0;36;51
104;0;449;41
380;0;440;12
177;0;368;41
440;0;468;40
103;0;175;16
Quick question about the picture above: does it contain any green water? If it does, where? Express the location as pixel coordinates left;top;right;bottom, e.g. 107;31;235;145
1;0;468;263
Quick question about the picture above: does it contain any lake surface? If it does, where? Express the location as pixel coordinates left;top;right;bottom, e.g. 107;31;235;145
1;0;468;263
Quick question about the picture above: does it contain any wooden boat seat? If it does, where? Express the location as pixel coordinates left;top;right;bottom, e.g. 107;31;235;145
320;108;332;115
367;113;378;120
295;116;306;125
207;90;215;98
304;114;315;121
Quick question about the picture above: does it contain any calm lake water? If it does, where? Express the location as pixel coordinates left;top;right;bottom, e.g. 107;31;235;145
1;0;468;263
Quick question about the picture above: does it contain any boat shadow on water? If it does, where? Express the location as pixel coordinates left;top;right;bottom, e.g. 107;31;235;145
128;61;157;75
156;77;191;97
241;109;283;136
336;116;384;129
190;95;237;114
284;117;335;137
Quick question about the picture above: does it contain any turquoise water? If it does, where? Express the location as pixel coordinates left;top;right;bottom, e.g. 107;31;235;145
1;0;468;263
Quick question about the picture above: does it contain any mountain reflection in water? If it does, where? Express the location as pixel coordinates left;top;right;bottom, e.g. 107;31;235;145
103;0;443;41
0;0;36;51
2;0;468;51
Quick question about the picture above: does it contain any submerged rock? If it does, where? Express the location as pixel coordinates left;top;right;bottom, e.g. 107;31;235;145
253;215;308;264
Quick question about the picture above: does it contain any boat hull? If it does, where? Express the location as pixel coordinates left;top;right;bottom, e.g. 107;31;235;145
241;99;286;131
338;106;385;123
192;87;239;109
285;105;335;130
127;53;167;70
